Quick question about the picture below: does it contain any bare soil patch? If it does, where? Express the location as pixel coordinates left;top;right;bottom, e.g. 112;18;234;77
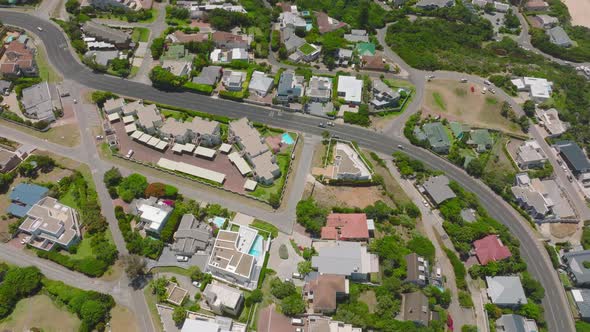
304;182;395;209
550;223;579;239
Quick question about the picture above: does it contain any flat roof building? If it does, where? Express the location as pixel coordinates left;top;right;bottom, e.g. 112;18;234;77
496;314;539;332
401;291;431;326
131;197;174;234
311;241;379;281
203;283;244;316
306;76;332;102
516;140;547;170
337;76;363;104
563;250;590;287
208;230;257;286
333;142;372;181
535;108;567;136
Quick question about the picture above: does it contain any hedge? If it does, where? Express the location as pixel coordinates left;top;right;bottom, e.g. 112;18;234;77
143;100;232;124
443;247;467;290
250;219;279;239
160;207;184;243
219;89;245;101
36;249;109;277
183;81;214;95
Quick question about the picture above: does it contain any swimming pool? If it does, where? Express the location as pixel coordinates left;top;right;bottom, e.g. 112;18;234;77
248;235;264;258
212;216;226;229
281;133;295;145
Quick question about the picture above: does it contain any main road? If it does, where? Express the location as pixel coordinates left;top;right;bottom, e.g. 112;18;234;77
0;11;575;332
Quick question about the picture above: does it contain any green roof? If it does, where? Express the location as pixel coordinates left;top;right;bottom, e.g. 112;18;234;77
356;42;376;56
449;121;470;138
299;43;317;55
468;129;493;151
422;122;451;150
163;44;188;60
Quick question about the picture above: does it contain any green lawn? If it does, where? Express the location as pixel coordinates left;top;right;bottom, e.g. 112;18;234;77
58;187;78;209
150;266;191;277
0;294;80;332
299;43;316;55
131;27;150;42
35;46;61;82
432;92;446;111
250;153;291;201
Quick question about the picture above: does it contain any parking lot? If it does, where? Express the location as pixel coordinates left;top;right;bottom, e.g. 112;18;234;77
111;121;249;193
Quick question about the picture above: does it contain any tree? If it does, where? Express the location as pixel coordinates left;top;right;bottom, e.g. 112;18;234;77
150;38;165;60
466;157;485;178
110;58;131;77
65;0;80;13
281;294;306;316
145;182;166;198
297;261;312;275
103;167;122;187
117;173;148;202
172;306;187;326
189;266;204;281
122;255;147;280
270;278;296;299
269;193;281;209
245;289;263;306
523;100;536;117
80;300;109;328
149;66;187;91
521;272;545;303
295;198;328;234
518;115;530;132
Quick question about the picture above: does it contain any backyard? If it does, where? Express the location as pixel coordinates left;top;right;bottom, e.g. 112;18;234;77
131;27;150;43
0;294;81;332
422;80;523;135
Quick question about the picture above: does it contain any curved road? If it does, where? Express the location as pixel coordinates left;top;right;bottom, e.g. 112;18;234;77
0;11;575;332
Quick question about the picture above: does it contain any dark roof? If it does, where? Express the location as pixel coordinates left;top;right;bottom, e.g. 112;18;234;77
555;141;590;173
496;314;532;332
277;71;294;95
8;183;49;217
563;250;590;285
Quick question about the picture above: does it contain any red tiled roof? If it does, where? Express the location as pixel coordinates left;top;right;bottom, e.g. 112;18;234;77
473;234;512;265
321;226;338;240
362;55;385;70
0;63;17;74
315;11;348;34
211;31;245;43
1;41;34;74
321;213;369;240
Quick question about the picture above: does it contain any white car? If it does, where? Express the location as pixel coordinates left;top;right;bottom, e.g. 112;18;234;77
460;78;468;83
192;281;202;288
176;255;189;262
95;135;104;140
37;26;43;31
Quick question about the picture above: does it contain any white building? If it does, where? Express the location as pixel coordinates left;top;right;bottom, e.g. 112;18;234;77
337;76;363;104
248;71;274;97
511;77;553;102
515;140;548;170
203;283;244;316
132;197;174;234
333;142;372;180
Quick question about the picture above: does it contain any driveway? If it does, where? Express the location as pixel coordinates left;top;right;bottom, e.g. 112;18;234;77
267;234;304;280
150;246;211;272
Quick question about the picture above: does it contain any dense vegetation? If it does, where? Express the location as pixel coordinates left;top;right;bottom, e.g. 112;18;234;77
531;26;590;63
0;265;42;319
295;0;389;30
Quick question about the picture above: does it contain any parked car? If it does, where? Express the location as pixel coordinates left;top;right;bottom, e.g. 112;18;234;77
296;329;304;332
484;80;491;85
397;144;404;150
37;26;43;31
291;318;304;326
292;272;303;279
436;268;442;279
192;281;202;288
96;135;104;140
327;121;334;127
318;122;325;128
460;78;467;83
176;255;189;262
125;149;134;159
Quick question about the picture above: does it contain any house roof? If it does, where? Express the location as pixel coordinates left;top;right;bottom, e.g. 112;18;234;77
304;274;348;313
337;76;363;103
21;82;53;120
572;289;590;319
311;241;379;276
468;129;493;148
496;314;538;332
449;121;470;138
172;214;211;254
405;253;427;283
555;141;590;173
486;276;527;305
203;283;243;310
547;26;572;46
474;235;512;265
422;122;451;151
422;175;456;205
362;55;385;70
249;71;274;93
82;21;130;45
229;117;268;157
168;30;209;44
8;183;49;217
355;42;376;56
402;291;430;325
321;213;369;240
564;250;590;285
19;196;80;248
192;66;222;85
315;11;347;34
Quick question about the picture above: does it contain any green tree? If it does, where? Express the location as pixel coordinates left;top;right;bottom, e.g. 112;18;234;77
80;300;109;328
245;289;263;306
65;0;80;13
297;261;312;275
122;255;147;280
110;58;131;77
281;294;306;316
521;272;545;303
103;167;122;187
523;100;536;117
270;278;296;299
295;198;328;234
117;173;148;202
172;306;187;326
149;66;188;91
269;193;281;209
150;38;166;60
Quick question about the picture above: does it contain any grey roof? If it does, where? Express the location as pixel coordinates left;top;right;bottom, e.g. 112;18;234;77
547;26;573;47
343;34;369;43
277;71;303;97
21;81;53;120
564;250;590;285
249;72;274;93
0;80;11;91
402;291;430;325
422;122;451;151
311;241;378;276
486;276;527;306
422;175;456;205
84;50;118;66
171;214;211;254
282;27;305;51
307;102;333;118
496;314;537;332
415;0;454;7
573;289;590;319
555;141;590;174
82;21;131;45
337;48;353;59
192;66;222;85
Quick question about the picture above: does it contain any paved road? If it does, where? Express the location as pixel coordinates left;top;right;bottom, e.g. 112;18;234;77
0;11;575;332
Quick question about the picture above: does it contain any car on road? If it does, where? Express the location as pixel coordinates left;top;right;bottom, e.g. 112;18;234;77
460;78;468;83
125;149;134;159
291;318;304;326
318;122;325;128
96;135;104;140
176;255;189;262
489;88;496;94
192;281;202;288
37;26;43;31
327;121;334;127
295;329;304;332
484;80;491;85
397;144;404;150
436;268;442;279
422;199;429;208
481;87;487;94
292;272;303;279
568;175;573;182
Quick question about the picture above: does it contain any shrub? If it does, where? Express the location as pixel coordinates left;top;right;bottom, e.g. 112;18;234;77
36;249;110;277
250;219;279;239
278;244;289;259
183;82;214;95
443;247;467;290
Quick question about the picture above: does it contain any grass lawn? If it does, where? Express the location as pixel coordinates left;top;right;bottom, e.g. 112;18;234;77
358;290;377;314
150;266;191;277
247;27;264;38
110;305;139;332
250;153;291;201
98;8;158;23
299;43;316;55
58;186;78;209
0;294;80;332
0;121;80;147
130;66;140;77
432;92;446;111
131;27;150;43
35;45;61;82
143;287;164;332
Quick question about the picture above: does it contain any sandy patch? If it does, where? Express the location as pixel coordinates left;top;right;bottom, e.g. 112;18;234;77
562;0;590;28
550;222;579;239
304;181;395;209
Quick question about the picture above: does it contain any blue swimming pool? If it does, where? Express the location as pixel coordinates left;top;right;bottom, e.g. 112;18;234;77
281;133;295;145
248;235;264;258
212;216;226;229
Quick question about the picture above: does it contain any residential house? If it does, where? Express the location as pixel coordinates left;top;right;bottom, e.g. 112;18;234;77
315;11;347;34
304;274;349;314
82;21;131;49
211;31;249;50
512;172;576;221
192;66;222;86
467;129;493;152
298;43;321;62
281;27;305;54
405;253;428;286
311;241;379;281
250;151;281;184
135;103;162;134
515;140;547;169
221;70;246;91
171;214;211;256
494;1;509;11
84;49;118;67
210;48;248;63
473;234;512;265
21;81;55;122
248;71;274;97
276;71;304;103
0;41;36;78
344;30;368;43
422;175;456;206
103;98;125;115
355;42;376;57
534;14;559;28
415;0;454;9
130;197;174;234
207;229;258;287
486;276;527;307
18;196;81;251
321;213;370;241
524;0;548;11
166;30;209;44
336;48;353;66
0;80;11;94
554;141;590;177
0;148;21;174
306;102;334;118
371;79;400;109
535;108;567;136
337;76;363;104
362;55;386;71
159;117;220;146
511;77;553;101
279;11;306;31
332;142;372;180
496;314;539;332
449;121;470;139
563;250;590;287
547;26;573;47
162;59;192;76
180;314;246;332
307;317;362;332
7;183;48;218
306;76;332;102
203;283;244;316
88;0;153;11
401;291;431;326
422;122;451;154
572;289;590;322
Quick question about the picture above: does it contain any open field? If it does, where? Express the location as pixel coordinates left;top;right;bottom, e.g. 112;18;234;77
110;305;140;332
0;294;80;331
131;27;150;42
0;121;81;147
422;80;522;135
562;0;590;28
304;182;395;209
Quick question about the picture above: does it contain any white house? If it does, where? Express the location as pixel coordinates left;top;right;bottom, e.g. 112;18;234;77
337;76;363;104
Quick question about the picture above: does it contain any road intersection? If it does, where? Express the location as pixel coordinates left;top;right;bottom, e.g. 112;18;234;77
0;9;578;331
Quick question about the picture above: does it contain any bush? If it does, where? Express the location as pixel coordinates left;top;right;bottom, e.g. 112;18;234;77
160;207;183;243
36;249;110;277
0;266;42;319
270;277;296;299
183;82;214;95
250;219;279;238
443;247;467;290
281;294;306;316
117;173;148;202
278;244;289;259
458;291;474;308
295;198;328;234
